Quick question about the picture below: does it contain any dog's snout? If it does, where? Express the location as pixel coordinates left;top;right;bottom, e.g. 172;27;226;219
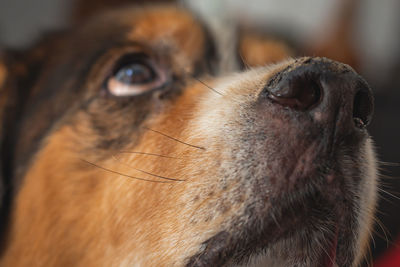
262;57;374;129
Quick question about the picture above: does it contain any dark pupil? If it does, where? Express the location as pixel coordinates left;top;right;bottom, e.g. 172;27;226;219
115;63;155;85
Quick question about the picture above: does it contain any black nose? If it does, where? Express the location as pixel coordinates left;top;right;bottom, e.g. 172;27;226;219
263;57;374;128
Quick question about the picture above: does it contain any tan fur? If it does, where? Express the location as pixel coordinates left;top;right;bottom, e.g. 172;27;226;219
0;63;288;266
1;86;200;266
353;139;379;265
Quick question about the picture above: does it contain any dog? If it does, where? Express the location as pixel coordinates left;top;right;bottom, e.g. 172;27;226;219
0;2;377;266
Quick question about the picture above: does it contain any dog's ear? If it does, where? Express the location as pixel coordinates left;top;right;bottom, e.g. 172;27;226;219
72;0;176;23
0;50;18;235
0;38;56;237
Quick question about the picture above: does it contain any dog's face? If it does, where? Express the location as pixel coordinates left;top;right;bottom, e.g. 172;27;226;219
0;4;377;267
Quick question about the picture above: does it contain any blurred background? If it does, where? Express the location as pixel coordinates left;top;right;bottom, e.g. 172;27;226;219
0;0;399;265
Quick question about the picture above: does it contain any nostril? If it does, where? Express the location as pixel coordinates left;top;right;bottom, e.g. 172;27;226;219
353;86;374;128
267;73;322;111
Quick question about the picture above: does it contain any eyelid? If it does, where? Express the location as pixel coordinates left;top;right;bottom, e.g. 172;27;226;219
107;72;167;96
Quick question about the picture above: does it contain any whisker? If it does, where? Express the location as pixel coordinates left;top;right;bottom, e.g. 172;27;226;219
372;217;391;247
81;159;174;184
378;161;400;167
112;155;185;182
368;228;376;251
192;76;224;96
379;173;400;180
377;187;400;200
366;246;375;267
118;151;181;159
317;235;336;267
238;51;251;70
270;212;281;230
145;127;205;150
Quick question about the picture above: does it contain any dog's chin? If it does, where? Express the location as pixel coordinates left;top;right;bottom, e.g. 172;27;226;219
235;231;340;267
185;179;356;267
187;216;344;267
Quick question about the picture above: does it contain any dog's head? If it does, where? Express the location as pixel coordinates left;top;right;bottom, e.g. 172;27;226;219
0;3;377;267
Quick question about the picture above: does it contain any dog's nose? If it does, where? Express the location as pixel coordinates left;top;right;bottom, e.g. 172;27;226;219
262;57;374;129
266;67;322;111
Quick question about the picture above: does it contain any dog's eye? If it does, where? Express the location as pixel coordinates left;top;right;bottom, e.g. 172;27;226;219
115;63;155;84
107;56;167;96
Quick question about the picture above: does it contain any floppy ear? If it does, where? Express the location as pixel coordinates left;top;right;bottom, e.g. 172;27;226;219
0;54;6;202
72;0;176;23
0;50;18;236
0;52;11;197
0;41;51;238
